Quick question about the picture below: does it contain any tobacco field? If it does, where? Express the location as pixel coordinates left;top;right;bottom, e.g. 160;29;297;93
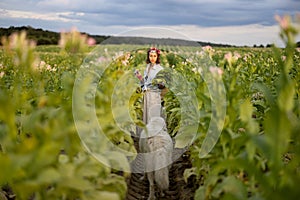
0;15;300;200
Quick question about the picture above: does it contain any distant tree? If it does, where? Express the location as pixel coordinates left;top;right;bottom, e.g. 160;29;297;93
36;37;52;45
266;43;275;48
0;26;107;45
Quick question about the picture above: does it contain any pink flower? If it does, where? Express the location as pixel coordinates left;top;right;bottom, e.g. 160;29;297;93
209;66;223;76
274;14;290;30
202;45;215;58
202;45;213;51
122;60;129;66
0;71;4;78
97;56;108;62
224;52;240;64
233;52;241;59
87;37;96;46
121;53;131;66
46;65;52;71
40;60;46;66
224;52;232;61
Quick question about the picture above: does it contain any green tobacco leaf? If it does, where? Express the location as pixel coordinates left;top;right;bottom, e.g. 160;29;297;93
83;191;120;200
277;81;295;112
211;176;247;200
240;99;253;122
60;177;93;191
93;153;111;169
76;163;101;178
264;107;291;168
248;194;264;200
105;151;131;172
175;125;198;148
0;155;14;184
248;119;259;134
100;174;127;199
34;167;61;184
183;167;197;183
194;175;219;200
194;187;206;200
0;90;17;137
252;82;275;105
240;99;259;134
205;174;219;188
246;138;256;161
58;154;69;164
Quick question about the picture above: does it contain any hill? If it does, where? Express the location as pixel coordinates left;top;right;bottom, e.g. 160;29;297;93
0;26;109;45
101;36;235;47
0;26;236;47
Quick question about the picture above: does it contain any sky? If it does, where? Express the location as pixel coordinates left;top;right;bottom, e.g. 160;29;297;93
0;0;299;46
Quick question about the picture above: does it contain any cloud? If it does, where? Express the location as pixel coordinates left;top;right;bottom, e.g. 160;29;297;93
0;0;299;46
111;24;285;46
1;0;299;27
0;9;80;22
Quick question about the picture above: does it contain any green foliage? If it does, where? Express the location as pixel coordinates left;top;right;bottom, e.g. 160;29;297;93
58;28;95;54
0;31;126;200
187;14;300;200
0;15;300;200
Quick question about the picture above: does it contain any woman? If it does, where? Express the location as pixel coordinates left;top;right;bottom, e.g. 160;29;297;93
135;47;164;91
135;47;166;126
136;47;172;200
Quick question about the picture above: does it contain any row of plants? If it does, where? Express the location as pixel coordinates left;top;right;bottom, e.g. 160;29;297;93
0;30;129;200
183;15;300;200
0;14;299;199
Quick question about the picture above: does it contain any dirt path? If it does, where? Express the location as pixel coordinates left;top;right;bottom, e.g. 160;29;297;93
126;134;198;200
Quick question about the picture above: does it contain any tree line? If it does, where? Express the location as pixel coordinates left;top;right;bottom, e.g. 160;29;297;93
1;26;299;47
0;26;236;47
0;26;109;45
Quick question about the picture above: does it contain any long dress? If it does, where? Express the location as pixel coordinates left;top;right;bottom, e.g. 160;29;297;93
139;64;173;197
142;63;164;125
143;88;162;125
134;63;173;181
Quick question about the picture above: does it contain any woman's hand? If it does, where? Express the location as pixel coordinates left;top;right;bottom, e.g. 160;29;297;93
157;82;165;89
134;69;143;81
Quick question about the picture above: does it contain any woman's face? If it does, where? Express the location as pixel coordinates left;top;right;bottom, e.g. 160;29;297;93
149;52;158;64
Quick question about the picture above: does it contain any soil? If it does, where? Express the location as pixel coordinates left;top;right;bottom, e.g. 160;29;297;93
125;134;198;200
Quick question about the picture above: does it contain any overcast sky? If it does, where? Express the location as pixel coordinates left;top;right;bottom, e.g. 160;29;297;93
0;0;299;46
